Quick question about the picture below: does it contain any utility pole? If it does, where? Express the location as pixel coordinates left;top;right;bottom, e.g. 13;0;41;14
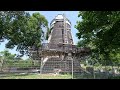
68;52;73;79
72;58;73;79
40;56;44;74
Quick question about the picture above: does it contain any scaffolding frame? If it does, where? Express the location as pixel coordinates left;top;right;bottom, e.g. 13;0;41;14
29;43;90;75
29;14;91;77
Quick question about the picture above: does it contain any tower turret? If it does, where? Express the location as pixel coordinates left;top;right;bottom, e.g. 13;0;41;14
48;14;73;45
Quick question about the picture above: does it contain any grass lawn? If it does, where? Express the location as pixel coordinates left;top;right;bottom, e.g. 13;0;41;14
1;72;119;79
0;73;72;79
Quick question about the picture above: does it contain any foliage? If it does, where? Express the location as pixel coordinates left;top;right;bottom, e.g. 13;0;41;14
75;11;120;66
0;49;40;71
0;11;48;56
108;75;120;79
0;49;16;71
0;49;16;60
45;27;51;40
5;60;40;68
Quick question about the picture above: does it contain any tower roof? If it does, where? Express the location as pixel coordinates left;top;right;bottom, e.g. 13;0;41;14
50;14;71;26
55;14;64;19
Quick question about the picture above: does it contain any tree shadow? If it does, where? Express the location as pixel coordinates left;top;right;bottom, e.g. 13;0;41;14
0;72;29;78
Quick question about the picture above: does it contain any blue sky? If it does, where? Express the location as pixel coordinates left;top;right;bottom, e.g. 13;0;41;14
0;11;81;59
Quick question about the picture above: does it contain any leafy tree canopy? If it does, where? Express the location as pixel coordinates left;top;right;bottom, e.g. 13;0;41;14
0;49;16;60
75;11;120;65
0;11;48;56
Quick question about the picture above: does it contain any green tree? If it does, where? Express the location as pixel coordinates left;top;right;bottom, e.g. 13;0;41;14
45;28;51;40
0;49;16;60
0;11;48;56
0;49;16;71
75;11;120;66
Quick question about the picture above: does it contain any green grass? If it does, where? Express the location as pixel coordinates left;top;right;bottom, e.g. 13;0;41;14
0;73;72;79
0;73;103;79
0;72;119;79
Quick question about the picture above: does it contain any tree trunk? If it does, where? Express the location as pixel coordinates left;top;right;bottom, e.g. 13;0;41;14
0;59;4;72
118;65;120;74
92;60;95;79
104;59;108;79
111;64;114;77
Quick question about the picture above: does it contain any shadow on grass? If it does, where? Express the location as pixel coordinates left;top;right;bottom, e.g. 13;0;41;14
73;72;110;79
1;72;119;79
0;72;29;78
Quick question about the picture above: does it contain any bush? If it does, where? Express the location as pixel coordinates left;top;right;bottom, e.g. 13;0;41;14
108;76;120;79
86;67;94;74
4;60;40;68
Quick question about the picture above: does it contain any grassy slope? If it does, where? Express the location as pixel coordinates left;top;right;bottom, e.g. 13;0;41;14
0;73;72;79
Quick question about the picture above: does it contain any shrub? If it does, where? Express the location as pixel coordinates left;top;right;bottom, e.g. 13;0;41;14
108;76;120;79
86;67;94;74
